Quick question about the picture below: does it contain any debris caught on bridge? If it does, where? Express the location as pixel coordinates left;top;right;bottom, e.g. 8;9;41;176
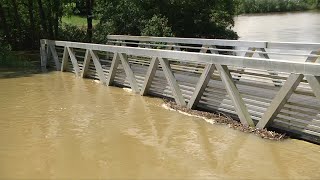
163;99;287;141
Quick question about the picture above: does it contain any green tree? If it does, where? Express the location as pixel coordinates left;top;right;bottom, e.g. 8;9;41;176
86;0;93;42
141;15;173;37
0;0;67;50
95;0;238;40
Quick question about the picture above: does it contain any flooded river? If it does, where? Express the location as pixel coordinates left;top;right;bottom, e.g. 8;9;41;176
234;11;320;42
1;71;320;179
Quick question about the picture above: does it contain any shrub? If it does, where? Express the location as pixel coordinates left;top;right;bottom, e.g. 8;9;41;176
141;15;173;37
58;24;88;42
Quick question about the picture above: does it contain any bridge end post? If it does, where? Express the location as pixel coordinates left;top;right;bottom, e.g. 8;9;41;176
40;39;47;69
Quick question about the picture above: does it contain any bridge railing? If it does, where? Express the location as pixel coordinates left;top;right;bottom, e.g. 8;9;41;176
40;38;320;143
107;35;320;61
107;35;320;88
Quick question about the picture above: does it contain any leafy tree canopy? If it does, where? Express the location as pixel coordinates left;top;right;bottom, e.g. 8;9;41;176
95;0;238;39
0;0;239;52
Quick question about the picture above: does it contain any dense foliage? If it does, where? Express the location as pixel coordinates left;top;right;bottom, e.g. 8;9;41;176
95;0;238;39
0;32;10;58
0;0;65;50
236;0;320;14
0;0;240;53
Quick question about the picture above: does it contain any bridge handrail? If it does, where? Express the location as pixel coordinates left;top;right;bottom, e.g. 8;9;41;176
107;35;267;48
107;35;320;50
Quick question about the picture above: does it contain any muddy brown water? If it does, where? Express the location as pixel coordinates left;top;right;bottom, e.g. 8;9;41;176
234;11;320;42
0;70;320;179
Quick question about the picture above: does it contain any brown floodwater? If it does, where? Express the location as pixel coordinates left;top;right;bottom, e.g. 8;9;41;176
0;70;320;179
234;11;320;42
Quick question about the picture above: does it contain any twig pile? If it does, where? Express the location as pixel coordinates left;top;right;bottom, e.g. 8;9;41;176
163;99;287;141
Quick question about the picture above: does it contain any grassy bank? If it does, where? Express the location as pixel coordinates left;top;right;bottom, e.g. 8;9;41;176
62;15;99;27
0;52;39;68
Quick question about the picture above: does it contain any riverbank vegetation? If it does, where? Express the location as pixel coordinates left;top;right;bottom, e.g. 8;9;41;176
236;0;320;14
0;53;37;68
0;0;238;50
0;0;239;67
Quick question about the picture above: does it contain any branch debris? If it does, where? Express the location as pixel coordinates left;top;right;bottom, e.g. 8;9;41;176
163;99;287;141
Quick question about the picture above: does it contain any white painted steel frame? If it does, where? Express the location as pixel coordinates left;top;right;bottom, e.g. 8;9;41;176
41;39;320;129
